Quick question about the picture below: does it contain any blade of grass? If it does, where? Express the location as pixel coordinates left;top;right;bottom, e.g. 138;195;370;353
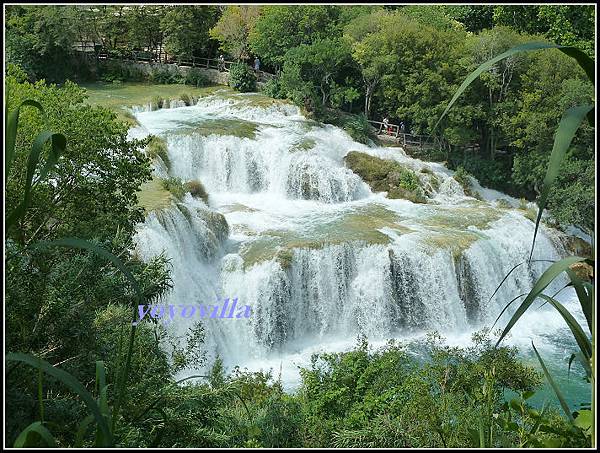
529;104;593;261
5;99;44;182
13;421;57;448
31;237;144;432
532;341;574;422
7;353;114;446
496;256;585;347
7;131;66;229
566;268;592;332
537;294;592;361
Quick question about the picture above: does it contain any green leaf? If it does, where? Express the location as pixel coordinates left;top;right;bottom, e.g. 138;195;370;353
573;409;593;434
5;99;44;183
565;268;592;332
496;256;586;347
531;341;573;422
537;294;592;362
529;104;593;260
13;421;57;448
6;130;67;228
6;353;114;446
74;415;95;447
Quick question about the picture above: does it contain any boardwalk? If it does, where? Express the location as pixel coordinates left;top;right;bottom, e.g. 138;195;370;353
368;120;439;151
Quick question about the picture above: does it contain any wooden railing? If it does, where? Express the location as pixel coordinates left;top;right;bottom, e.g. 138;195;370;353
94;50;276;82
368;120;439;150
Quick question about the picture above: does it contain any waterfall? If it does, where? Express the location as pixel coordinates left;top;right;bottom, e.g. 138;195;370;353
132;90;578;387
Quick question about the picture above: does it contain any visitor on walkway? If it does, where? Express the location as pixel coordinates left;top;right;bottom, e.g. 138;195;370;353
382;117;389;135
218;54;225;71
254;57;261;72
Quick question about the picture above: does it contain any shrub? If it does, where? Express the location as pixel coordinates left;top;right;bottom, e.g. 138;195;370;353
344;151;427;203
184;180;209;203
149;67;179;84
260;78;283;99
453;166;480;198
150;95;164;111
179;93;191;106
228;62;256;93
341;113;374;144
184;68;208;87
160;177;186;200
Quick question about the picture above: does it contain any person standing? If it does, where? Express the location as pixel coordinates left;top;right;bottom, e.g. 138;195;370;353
254;57;261;72
218;54;225;72
382;117;389;135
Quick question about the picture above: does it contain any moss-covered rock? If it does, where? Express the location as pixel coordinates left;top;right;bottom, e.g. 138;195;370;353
344;151;427;203
136;177;174;213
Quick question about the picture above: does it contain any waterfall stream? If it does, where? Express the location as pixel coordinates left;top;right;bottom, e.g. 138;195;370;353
131;90;587;399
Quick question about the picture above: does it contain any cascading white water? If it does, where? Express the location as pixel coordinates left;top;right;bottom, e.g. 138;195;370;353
131;90;586;394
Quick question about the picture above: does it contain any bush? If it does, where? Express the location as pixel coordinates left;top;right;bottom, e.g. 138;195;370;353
344;151;427;203
341;113;374;144
453;166;480;199
179;93;192;106
228;62;256;93
260;77;284;99
160;177;186;200
148;67;179;84
184;68;208;87
150;95;164;111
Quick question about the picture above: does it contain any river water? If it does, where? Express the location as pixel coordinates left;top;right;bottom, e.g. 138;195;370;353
128;89;590;409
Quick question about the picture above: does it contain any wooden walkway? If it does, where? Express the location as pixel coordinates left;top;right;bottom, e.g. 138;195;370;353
368;120;439;151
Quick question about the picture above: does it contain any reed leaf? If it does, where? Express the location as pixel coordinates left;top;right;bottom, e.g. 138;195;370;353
532;342;574;422
6;130;66;229
566;268;593;333
496;256;585;347
5;99;44;182
537;294;592;363
529;104;593;260
13;421;57;448
7;353;114;446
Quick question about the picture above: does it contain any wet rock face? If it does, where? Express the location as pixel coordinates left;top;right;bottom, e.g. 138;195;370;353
344;151;427;203
563;235;594;259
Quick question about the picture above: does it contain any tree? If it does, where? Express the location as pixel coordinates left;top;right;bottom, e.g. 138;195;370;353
493;5;595;56
249;6;341;69
161;5;220;58
444;5;495;32
462;26;531;159
210;5;262;61
279;38;355;112
507;50;594;230
344;10;398;117
5;5;78;81
125;5;165;58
